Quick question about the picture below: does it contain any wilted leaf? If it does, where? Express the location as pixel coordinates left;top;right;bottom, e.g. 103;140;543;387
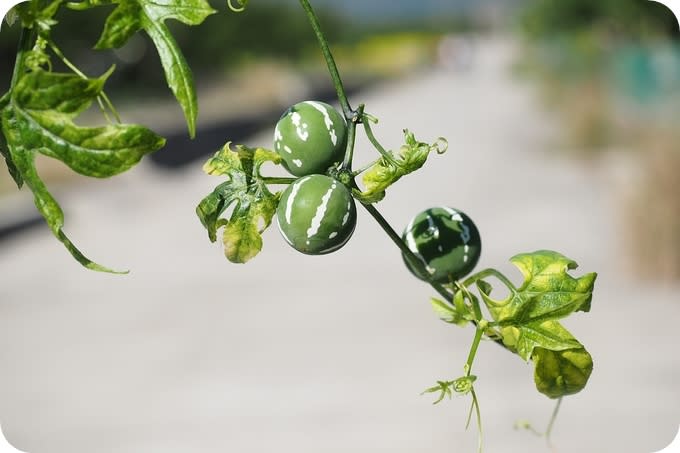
196;143;282;263
532;346;593;398
355;129;446;203
477;250;596;361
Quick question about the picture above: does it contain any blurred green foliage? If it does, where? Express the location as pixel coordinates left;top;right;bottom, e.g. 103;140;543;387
520;0;680;40
519;0;680;281
1;1;343;97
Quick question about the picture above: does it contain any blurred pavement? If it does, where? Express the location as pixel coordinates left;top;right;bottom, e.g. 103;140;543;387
0;37;678;453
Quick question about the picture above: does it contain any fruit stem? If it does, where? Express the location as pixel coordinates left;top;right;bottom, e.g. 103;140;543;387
361;202;454;300
298;0;352;118
262;177;297;185
361;202;509;351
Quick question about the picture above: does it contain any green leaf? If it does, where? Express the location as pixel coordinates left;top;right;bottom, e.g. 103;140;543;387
470;251;596;396
7;148;126;273
196;143;282;263
0;125;22;188
5;69;165;177
476;251;596;361
499;320;582;361
532;346;593;399
354;130;447;203
430;296;472;326
93;0;216;138
510;250;596;314
1;68;165;272
15;0;62;31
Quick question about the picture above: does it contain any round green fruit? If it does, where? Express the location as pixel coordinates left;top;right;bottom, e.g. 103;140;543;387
277;175;357;255
273;101;347;177
402;207;481;283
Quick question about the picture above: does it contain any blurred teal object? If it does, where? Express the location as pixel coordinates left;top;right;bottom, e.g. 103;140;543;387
612;44;680;105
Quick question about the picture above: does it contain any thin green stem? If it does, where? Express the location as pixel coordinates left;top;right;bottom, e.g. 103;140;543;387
352;158;381;177
456;282;483;321
470;388;483;453
9;26;35;94
341;104;362;171
465;326;485;376
545;397;562;447
47;40;122;123
363;119;398;165
262;177;297;185
462;268;516;295
360;202;453;301
298;0;352;117
360;202;508;350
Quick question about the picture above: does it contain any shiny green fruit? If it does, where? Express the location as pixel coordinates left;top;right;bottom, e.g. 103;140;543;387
273;101;347;176
402;207;481;283
277;175;356;255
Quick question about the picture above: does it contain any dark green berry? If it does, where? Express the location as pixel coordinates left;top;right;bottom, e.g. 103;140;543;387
402;207;481;283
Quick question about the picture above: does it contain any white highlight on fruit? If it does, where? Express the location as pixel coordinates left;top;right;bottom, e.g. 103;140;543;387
292;159;303;168
291;112;309;141
341;201;351;226
274;125;283;151
445;206;463;222
307;182;337;239
460;223;471;244
306;101;338;146
329;231;338;239
284;145;292;154
426;214;439;239
404;216;435;275
285;176;310;224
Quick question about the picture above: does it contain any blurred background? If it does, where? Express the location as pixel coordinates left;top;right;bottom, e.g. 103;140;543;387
0;1;679;452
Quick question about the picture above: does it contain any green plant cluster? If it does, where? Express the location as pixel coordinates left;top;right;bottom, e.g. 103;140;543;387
1;1;598;451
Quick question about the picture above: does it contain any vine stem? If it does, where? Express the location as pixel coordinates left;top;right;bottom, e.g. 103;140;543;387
47;40;121;123
262;177;297;185
296;0;510;360
9;26;35;94
363;119;399;165
360;202;453;302
361;202;509;351
545;397;563;447
298;0;352;118
465;325;485;376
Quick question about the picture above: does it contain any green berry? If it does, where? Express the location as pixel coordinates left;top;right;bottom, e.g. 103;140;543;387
402;207;481;283
273;101;347;177
277;175;356;255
